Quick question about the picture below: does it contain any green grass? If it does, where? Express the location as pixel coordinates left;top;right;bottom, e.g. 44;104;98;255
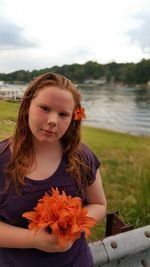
0;100;19;121
82;126;150;240
0;100;19;139
0;100;150;241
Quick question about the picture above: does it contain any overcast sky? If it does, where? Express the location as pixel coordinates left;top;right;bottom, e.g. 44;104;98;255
0;0;150;73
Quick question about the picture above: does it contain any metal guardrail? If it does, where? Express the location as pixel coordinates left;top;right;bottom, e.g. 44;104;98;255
89;225;150;267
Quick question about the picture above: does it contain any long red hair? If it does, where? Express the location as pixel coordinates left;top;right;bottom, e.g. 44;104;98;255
3;73;91;193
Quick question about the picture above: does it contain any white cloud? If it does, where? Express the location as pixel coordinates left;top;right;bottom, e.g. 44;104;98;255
0;0;150;73
0;17;37;49
128;11;150;53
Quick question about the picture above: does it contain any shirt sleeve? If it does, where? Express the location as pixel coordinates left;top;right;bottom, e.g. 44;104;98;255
79;143;100;185
0;139;10;213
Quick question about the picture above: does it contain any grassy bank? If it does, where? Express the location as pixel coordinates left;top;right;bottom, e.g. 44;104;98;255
82;126;150;240
0;100;150;240
0;100;19;139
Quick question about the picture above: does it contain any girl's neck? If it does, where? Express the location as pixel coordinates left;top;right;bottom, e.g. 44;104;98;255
26;142;63;180
33;140;63;158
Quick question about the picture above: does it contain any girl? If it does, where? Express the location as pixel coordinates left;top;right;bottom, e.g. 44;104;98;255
0;72;107;267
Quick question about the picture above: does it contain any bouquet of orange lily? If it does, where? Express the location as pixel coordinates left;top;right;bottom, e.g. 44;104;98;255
22;187;96;249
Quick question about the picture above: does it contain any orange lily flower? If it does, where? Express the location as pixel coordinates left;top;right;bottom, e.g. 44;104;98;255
74;107;86;121
22;187;96;249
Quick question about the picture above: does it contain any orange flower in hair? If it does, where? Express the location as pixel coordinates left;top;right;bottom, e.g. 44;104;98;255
22;187;96;249
74;107;86;121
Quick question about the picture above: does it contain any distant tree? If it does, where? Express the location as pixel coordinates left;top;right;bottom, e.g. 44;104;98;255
118;63;136;84
134;59;150;84
83;61;104;79
0;73;7;81
0;59;150;86
104;62;125;82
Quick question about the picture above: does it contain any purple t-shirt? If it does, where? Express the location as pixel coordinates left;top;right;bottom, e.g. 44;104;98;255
0;140;100;267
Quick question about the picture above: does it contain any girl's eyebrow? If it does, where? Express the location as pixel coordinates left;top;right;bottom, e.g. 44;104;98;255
38;102;50;106
37;102;51;109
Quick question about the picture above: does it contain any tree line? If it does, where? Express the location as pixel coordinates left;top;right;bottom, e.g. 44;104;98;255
0;59;150;85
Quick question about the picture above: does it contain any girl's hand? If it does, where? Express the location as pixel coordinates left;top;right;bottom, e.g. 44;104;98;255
0;221;73;251
31;227;73;253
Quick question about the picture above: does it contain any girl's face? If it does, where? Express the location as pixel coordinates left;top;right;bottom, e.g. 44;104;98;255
28;86;75;145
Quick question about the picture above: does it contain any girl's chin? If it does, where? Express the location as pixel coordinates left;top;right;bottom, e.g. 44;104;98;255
32;135;57;144
31;131;62;144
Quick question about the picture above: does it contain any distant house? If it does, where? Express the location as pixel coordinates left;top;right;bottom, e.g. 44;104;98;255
147;81;150;88
0;81;5;86
84;77;106;85
0;87;25;100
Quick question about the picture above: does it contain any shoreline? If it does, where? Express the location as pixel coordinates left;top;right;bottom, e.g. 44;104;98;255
82;121;150;137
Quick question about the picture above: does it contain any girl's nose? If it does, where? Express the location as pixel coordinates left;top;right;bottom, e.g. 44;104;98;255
47;112;58;125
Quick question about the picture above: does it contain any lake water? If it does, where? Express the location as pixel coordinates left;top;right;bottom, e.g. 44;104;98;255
79;85;150;136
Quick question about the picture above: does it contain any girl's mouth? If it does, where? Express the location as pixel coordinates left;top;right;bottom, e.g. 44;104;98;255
43;129;56;134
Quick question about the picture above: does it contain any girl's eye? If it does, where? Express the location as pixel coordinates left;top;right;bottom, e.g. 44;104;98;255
59;112;69;117
41;106;50;112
